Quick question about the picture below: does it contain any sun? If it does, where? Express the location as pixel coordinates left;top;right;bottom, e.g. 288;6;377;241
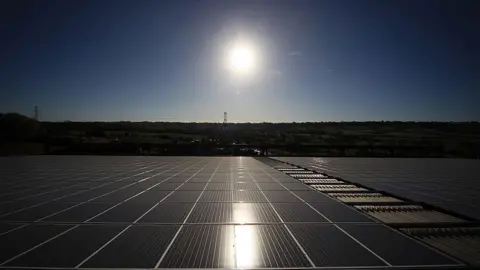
228;44;255;74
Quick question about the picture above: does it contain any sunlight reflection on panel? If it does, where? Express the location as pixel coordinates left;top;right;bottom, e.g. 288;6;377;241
223;225;236;268
233;202;255;223
235;225;257;268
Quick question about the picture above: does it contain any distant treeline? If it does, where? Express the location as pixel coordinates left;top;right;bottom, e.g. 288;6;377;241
42;120;480;133
1;112;479;157
0;113;42;141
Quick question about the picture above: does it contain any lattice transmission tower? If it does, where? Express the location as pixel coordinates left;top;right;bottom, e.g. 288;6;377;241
223;112;227;131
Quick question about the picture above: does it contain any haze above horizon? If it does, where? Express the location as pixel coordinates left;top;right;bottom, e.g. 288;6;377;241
1;0;478;122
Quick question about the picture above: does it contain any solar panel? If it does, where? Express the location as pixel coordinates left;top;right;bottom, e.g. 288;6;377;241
1;202;76;222
91;202;155;223
272;203;328;222
262;191;303;202
152;182;182;190
340;224;459;266
163;191;202;202
4;225;125;267
273;156;480;267
401;227;480;266
199;191;232;202
0;223;23;235
309;202;375;222
158;225;235;268
43;202;116;222
255;182;286;190
177;182;208;191
233;190;267;202
288;223;387;267
0;156;466;268
281;182;313;190
0;224;73;263
205;182;232;190
81;225;179;268
273;157;480;220
293;190;338;202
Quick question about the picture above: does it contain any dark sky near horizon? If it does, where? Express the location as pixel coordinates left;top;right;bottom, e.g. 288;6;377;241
1;0;478;122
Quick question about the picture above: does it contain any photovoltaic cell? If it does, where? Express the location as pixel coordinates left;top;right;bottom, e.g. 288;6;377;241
152;183;182;191
44;202;116;222
187;203;232;223
127;189;172;204
206;182;232;190
5;224;125;267
256;182;286;190
139;203;194;223
177;183;208;191
199;191;232;202
262;191;303;202
0;224;73;264
91;202;154;222
272;203;328;222
309;202;375;223
288;224;387;267
163;191;202;202
159;225;235;268
232;203;280;223
54;189;110;202
82;225;179;268
233;182;259;190
233;191;267;202
0;202;76;221
91;187;146;202
233;225;311;268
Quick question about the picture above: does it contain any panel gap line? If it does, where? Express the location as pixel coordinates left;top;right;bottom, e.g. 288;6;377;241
74;160;206;268
154;159;222;268
256;161;394;267
0;224;29;237
0;161;196;266
0;164;170;218
75;159;208;268
0;177;92;205
245;164;316;268
231;162;237;269
0;172;95;196
78;161;196;224
0;225;79;266
265;158;469;267
378;223;466;265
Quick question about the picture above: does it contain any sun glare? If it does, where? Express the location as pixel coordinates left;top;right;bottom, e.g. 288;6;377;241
228;44;255;74
235;225;256;268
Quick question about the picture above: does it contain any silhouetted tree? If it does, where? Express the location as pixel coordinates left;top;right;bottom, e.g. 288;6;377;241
0;113;41;141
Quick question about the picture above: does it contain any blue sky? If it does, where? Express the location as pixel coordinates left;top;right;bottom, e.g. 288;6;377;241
1;0;478;122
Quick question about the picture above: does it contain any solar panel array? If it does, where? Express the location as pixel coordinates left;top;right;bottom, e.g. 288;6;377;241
273;157;480;220
0;156;465;269
272;156;480;267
